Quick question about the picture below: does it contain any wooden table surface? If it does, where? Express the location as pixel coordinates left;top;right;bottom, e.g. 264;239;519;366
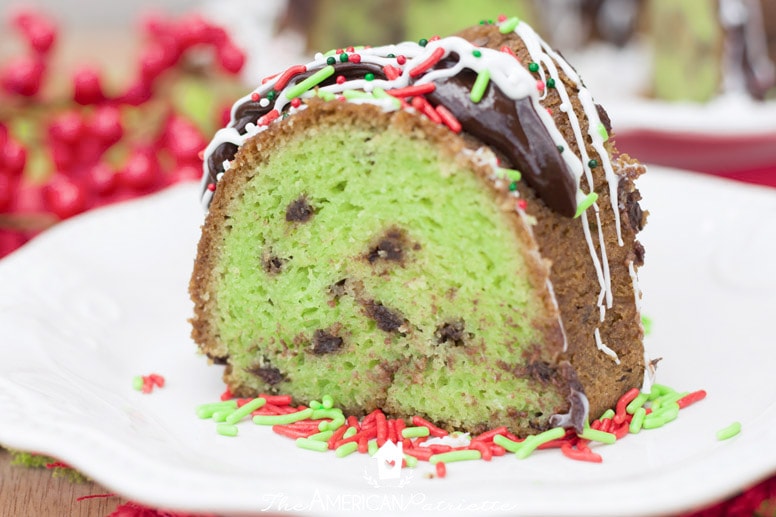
0;449;127;517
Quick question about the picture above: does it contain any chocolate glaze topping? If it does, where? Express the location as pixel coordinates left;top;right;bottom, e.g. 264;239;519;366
203;50;581;217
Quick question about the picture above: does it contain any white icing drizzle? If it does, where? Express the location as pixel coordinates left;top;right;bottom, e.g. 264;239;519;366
594;328;621;365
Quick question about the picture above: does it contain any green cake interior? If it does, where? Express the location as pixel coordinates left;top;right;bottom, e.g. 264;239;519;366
211;120;568;431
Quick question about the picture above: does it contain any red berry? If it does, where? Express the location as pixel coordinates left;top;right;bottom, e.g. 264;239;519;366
174;14;210;48
116;81;152;106
119;147;159;191
217;42;245;74
167;164;201;185
50;141;75;171
165;116;206;162
86;162;118;196
42;174;88;219
88;105;123;145
140;12;172;40
0;174;16;212
1;56;45;97
12;10;57;55
49;111;85;144
2;138;27;177
73;66;105;105
139;41;178;82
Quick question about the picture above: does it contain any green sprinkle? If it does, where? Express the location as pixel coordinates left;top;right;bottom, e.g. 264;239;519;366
326;56;336;65
419;38;428;47
498;167;522;182
546;78;556;89
597;122;609;142
317;90;336;101
528;62;539;73
266;90;277;101
629;407;647;434
557;145;564;153
401;426;430;439
311;408;343;420
308;430;334;442
339;52;349;63
574;191;598;218
196;400;238;419
296;437;329;452
649;383;676;401
132;376;144;391
343;426;358;439
212;409;232;422
642;315;653;335
284;65;335;99
470;69;491;103
387;53;395;58
335;442;359;458
253;407;314;426
321;394;334;409
588;158;599;168
403;454;418;468
225;397;266;425
515;427;565;459
509;182;518;192
493;434;523;453
599;409;615;420
309;400;323;410
472;49;482;58
499;16;520;34
368;439;379;456
216;423;238;437
429;450;481;464
364;72;375;81
716;421;742;441
578;428;616;445
626;393;649;414
319;415;346;432
342;90;374;100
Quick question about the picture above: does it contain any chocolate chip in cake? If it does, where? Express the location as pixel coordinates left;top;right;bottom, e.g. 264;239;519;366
328;278;348;298
365;301;406;333
261;249;287;275
205;353;228;365
312;329;343;354
366;227;410;264
595;103;612;135
435;319;469;346
247;361;286;385
633;240;646;267
285;195;315;222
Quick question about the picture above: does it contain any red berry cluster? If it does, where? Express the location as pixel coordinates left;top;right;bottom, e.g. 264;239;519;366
0;9;245;258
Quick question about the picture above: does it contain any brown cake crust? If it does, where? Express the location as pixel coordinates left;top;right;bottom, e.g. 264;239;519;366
457;24;647;419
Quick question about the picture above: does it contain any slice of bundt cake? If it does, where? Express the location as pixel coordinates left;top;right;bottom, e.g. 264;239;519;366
189;16;647;435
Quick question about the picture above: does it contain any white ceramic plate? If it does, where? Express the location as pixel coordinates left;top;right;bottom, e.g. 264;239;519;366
1;168;775;517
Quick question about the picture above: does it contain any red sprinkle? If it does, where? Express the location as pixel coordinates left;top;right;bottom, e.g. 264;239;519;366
348;54;361;64
435;104;462;133
257;109;280;126
290;97;302;108
615;388;641;424
357;435;369;454
387;418;398;444
207;183;216;192
490;444;507;456
468;440;492;461
409;47;445;77
411;415;448;437
411;96;441;124
383;64;402;81
500;45;518;61
473;426;509;443
327;425;349;450
516;199;528;210
677;389;707;409
435;461;447;478
259;394;293;406
261;72;280;84
561;440;602;463
273;425;313;439
404;448;433;461
220;387;233;401
375;411;388;446
250;92;259;101
386;83;436;98
273;64;307;91
336;75;346;85
396;55;407;65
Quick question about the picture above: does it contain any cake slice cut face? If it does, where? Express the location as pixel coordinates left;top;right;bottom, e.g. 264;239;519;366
190;18;648;435
192;102;576;435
